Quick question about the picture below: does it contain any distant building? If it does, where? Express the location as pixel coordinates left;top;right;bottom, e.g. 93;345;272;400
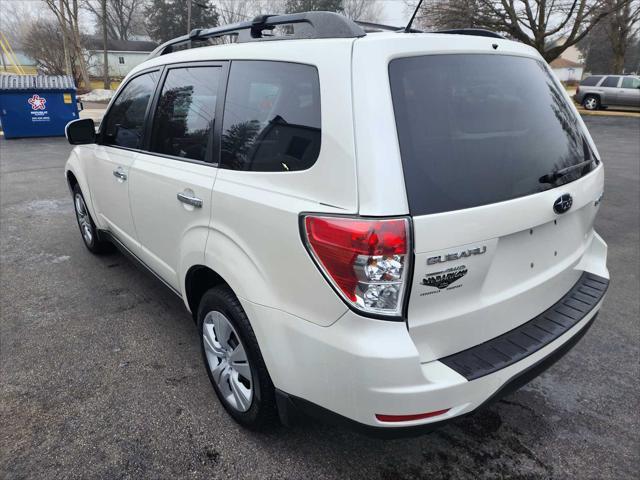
550;57;585;82
0;50;38;75
85;37;157;79
550;39;585;82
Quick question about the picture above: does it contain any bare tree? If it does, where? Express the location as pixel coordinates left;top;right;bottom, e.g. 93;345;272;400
342;0;383;21
211;0;287;25
21;19;82;84
82;0;147;40
605;0;640;72
43;0;92;87
412;0;634;62
0;1;48;72
215;0;252;23
416;0;489;29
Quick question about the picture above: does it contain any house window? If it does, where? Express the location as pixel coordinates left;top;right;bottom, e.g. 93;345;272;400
118;56;125;65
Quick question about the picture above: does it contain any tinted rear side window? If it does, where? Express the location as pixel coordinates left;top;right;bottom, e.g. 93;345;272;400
150;66;221;162
601;76;621;87
580;76;602;86
389;54;594;216
220;61;321;172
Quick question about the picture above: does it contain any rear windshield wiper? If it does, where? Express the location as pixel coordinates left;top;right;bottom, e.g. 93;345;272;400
539;135;598;184
539;159;594;184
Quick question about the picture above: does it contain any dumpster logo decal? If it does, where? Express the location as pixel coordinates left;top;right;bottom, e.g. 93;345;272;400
28;94;47;110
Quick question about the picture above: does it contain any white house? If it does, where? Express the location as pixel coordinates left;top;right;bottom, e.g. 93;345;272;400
549;39;585;82
85;37;157;79
550;57;585;82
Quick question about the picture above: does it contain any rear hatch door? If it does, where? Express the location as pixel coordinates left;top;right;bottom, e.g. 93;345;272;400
388;52;604;362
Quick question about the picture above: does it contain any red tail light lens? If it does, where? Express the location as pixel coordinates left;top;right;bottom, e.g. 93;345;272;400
303;216;410;317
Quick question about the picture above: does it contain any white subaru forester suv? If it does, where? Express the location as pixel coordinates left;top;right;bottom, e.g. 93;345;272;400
64;12;609;435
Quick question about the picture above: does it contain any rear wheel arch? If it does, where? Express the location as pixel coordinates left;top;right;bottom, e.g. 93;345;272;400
66;170;79;191
185;265;228;321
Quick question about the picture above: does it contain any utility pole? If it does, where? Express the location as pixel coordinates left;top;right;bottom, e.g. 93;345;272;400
102;0;110;89
187;0;192;34
60;0;72;76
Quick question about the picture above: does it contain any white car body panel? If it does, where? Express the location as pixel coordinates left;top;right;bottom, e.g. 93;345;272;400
129;152;217;291
87;144;140;249
408;166;605;361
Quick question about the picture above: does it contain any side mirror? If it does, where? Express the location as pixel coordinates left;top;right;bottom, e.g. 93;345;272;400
66;118;96;145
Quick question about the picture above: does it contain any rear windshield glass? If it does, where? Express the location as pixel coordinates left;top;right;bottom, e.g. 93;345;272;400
389;54;596;216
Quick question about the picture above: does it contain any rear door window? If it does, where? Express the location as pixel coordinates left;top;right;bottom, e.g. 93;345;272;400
102;71;158;149
149;66;221;162
389;54;595;216
601;76;621;87
220;61;321;172
580;76;603;86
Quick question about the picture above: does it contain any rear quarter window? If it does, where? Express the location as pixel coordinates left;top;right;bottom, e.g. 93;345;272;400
220;61;321;172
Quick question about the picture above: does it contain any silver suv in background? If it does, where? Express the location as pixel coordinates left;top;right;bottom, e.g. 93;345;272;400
575;75;640;110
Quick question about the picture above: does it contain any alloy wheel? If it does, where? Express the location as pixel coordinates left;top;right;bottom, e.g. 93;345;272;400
584;97;598;110
74;193;93;245
202;311;253;412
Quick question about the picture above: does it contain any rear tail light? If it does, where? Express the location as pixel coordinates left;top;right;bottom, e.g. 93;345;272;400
302;215;411;317
576;85;580;95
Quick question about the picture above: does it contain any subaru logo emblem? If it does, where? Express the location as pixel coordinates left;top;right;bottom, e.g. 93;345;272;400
553;194;573;214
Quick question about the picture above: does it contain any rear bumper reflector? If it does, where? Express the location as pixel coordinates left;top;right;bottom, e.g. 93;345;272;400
439;272;609;381
375;409;450;423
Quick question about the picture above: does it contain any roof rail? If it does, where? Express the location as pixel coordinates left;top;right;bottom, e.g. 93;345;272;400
354;20;422;33
354;22;502;38
435;28;505;39
149;11;365;58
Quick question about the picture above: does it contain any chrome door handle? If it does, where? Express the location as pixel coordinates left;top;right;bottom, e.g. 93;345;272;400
177;191;203;208
113;167;127;181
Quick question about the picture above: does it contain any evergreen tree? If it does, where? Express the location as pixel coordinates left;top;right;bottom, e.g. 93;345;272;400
285;0;343;14
145;0;219;43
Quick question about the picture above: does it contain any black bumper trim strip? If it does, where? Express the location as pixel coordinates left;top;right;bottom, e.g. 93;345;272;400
439;272;609;381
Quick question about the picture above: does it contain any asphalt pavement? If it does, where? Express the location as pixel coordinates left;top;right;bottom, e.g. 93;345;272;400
1;116;638;479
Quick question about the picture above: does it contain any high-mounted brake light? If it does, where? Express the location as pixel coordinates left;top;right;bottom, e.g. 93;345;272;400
302;215;411;317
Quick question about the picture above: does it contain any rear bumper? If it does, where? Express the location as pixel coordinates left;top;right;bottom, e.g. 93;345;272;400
277;310;599;438
242;270;608;434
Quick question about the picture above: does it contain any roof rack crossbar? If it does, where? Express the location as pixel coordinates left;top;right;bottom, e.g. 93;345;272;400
149;11;365;58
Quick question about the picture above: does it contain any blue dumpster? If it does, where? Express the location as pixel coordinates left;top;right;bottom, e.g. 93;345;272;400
0;75;80;139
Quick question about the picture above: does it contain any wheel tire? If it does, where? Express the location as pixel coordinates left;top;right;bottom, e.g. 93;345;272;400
72;184;113;254
583;95;600;111
198;286;278;430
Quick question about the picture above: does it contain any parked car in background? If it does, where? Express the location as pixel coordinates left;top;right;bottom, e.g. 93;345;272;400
575;75;640;110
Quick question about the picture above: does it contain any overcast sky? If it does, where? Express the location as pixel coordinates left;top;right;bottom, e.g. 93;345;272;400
379;0;412;26
0;0;415;37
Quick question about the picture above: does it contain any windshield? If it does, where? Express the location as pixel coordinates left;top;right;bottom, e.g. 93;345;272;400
389;54;596;216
